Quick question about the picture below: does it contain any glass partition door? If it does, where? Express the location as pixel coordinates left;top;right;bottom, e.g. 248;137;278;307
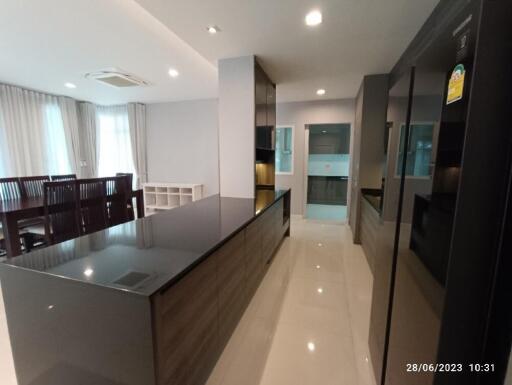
305;123;351;221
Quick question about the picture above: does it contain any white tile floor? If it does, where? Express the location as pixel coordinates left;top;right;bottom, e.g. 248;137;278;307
306;204;347;221
0;217;375;385
209;217;376;385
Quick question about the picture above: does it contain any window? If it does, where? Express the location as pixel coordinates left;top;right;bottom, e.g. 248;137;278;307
97;105;136;184
396;123;435;177
276;126;293;174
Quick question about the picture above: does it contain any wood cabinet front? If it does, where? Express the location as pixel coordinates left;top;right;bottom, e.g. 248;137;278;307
151;196;289;385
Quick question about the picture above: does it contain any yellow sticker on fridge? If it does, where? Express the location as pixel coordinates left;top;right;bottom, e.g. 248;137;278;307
447;64;465;105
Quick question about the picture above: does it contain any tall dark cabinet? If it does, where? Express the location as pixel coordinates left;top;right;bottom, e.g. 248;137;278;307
369;1;512;384
255;61;276;191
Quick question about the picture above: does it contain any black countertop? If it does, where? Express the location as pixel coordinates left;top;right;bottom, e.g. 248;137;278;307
1;190;289;297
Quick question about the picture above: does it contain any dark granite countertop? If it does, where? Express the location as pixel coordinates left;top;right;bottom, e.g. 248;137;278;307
0;190;289;297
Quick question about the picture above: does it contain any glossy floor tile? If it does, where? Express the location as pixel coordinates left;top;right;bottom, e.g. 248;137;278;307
209;217;376;385
0;217;375;385
306;204;347;221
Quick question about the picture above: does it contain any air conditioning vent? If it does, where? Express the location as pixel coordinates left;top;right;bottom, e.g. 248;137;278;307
85;68;151;88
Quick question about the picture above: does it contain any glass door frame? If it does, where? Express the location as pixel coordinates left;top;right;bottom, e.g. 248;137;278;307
302;123;354;222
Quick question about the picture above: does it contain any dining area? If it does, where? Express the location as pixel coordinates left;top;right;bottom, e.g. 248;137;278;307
0;174;144;259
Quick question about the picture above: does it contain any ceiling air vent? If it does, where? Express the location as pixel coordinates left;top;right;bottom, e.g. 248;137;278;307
85;68;151;88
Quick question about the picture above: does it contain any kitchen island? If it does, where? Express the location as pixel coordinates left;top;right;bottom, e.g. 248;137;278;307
0;189;291;385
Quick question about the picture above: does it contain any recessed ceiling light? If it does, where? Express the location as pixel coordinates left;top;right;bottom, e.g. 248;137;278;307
64;82;76;89
168;68;179;78
307;342;316;352
207;25;220;34
305;10;322;26
317;287;323;294
316;89;326;96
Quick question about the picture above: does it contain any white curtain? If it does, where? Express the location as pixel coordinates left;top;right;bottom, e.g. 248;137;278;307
78;102;98;178
96;105;136;182
0;84;72;177
127;103;147;189
58;96;81;177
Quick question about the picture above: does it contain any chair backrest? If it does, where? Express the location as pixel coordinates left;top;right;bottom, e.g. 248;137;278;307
115;173;133;191
0;178;22;200
43;180;80;245
20;176;50;198
115;173;135;220
51;174;77;182
105;176;129;226
78;178;107;235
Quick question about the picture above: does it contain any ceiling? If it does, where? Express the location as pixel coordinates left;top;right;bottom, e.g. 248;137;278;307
0;0;217;105
0;0;440;104
135;0;440;102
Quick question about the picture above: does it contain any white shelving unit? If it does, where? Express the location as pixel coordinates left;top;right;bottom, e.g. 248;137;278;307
143;183;203;216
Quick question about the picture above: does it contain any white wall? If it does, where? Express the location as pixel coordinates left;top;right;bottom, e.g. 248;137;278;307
218;56;255;198
146;99;219;197
276;99;356;215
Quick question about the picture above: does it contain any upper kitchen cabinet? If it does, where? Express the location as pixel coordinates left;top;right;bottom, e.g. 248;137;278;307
266;79;276;134
255;62;276;151
255;61;276;191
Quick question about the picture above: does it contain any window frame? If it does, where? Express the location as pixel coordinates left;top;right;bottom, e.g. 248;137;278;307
394;121;436;180
275;125;295;176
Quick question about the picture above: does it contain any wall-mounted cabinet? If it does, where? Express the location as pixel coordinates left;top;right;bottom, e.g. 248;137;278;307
255;61;276;191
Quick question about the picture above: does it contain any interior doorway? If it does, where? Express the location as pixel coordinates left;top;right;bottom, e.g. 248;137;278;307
304;123;351;221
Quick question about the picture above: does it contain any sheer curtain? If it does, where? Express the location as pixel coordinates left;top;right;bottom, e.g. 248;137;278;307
58;96;82;177
0;84;72;177
127;103;147;189
78;102;98;178
96;105;136;183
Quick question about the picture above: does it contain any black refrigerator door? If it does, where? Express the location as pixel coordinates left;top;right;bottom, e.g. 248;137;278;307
479;157;512;384
368;68;414;385
382;2;479;384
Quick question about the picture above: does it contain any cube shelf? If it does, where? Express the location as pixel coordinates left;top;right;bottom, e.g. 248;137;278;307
143;183;203;216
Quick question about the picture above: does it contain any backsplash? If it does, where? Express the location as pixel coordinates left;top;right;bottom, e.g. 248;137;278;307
308;154;350;176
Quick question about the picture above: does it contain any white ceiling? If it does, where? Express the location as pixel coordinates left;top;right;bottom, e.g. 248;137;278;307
0;0;217;105
0;0;439;104
134;0;440;102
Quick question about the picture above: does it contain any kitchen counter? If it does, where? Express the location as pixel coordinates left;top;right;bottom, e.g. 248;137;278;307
1;190;289;296
0;190;291;385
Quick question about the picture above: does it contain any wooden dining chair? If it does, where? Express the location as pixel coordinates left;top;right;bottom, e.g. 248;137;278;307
0;177;22;200
0;228;6;257
115;173;133;189
19;176;50;198
0;177;45;253
43;180;80;245
105;176;130;226
51;174;77;181
116;173;135;220
78;178;107;235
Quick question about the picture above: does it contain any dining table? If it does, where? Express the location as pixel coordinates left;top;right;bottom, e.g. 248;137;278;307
0;189;144;258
